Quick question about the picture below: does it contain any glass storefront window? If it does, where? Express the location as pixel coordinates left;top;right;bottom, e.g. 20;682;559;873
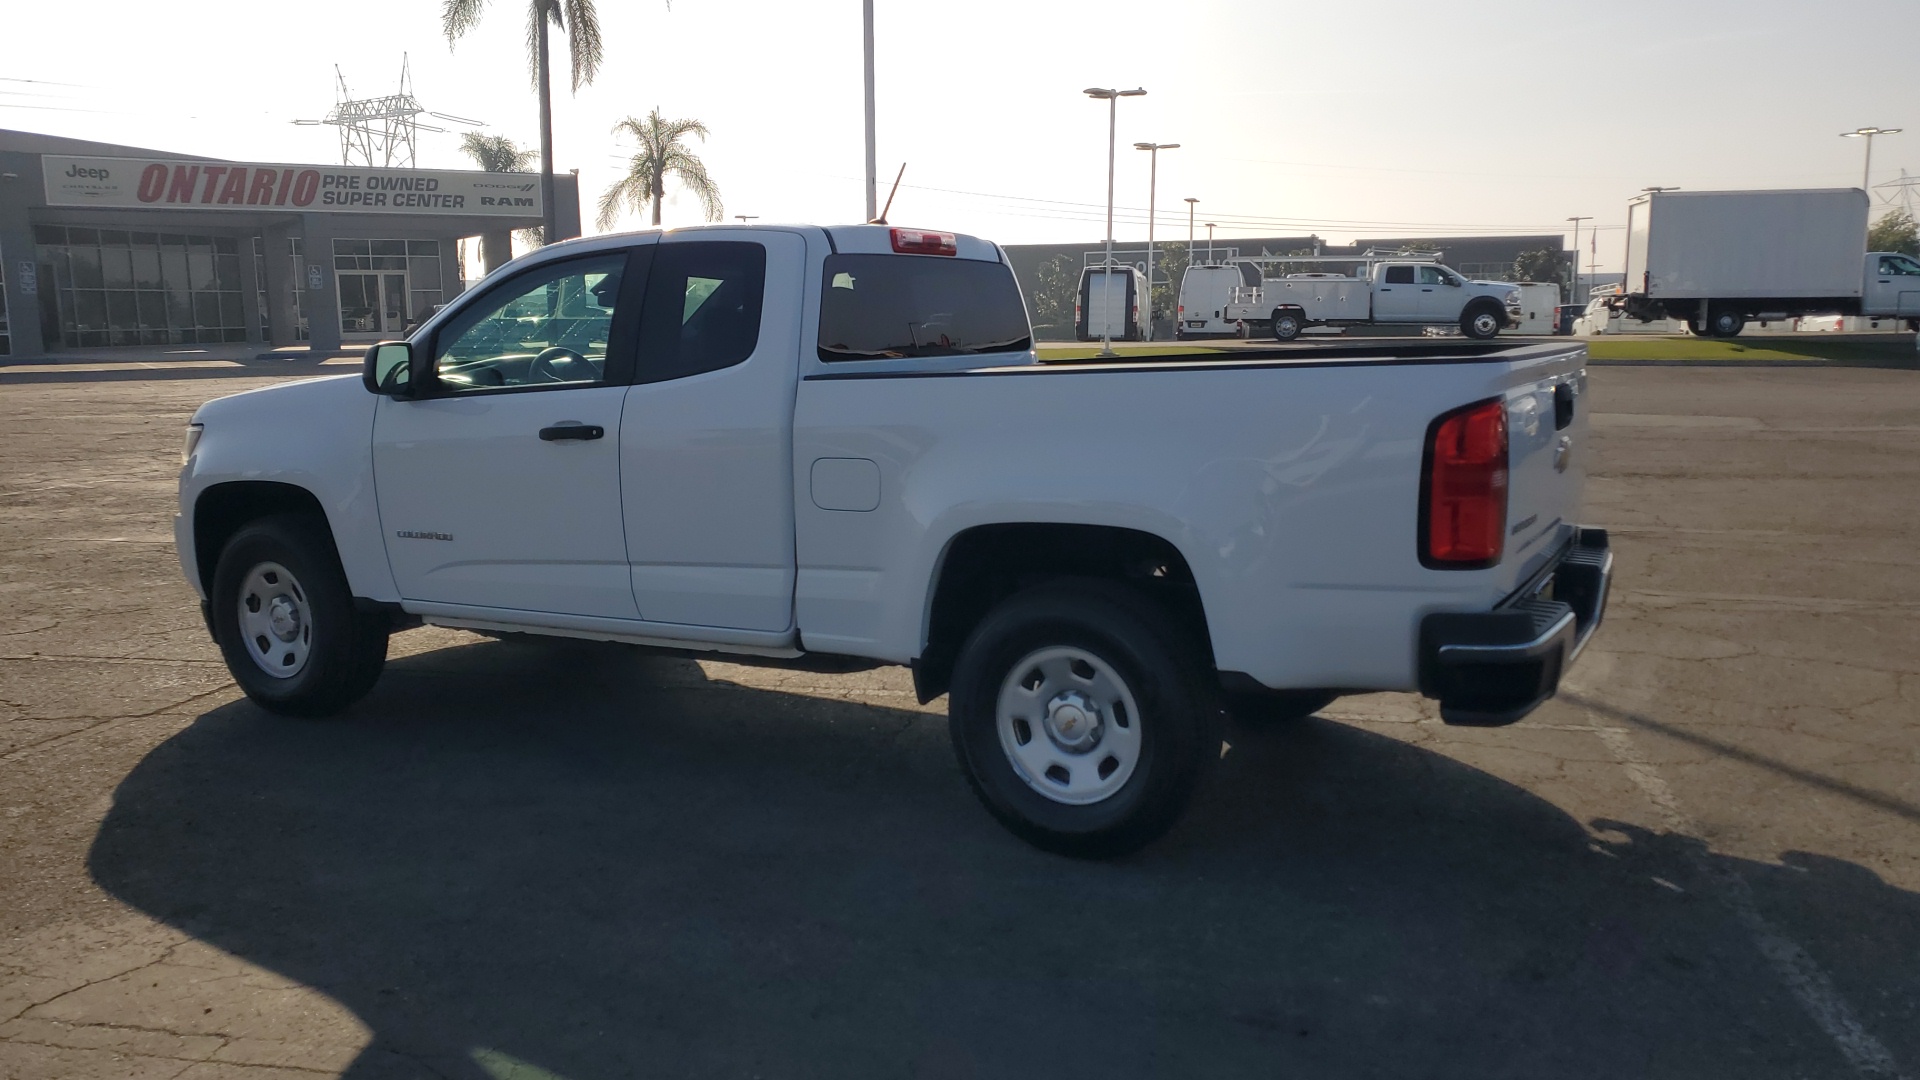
37;231;254;348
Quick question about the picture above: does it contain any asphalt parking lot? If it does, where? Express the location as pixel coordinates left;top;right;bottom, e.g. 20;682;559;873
1;357;1916;1079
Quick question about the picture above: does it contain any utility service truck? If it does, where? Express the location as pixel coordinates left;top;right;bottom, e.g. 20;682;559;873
176;223;1609;857
1178;256;1522;341
1605;187;1920;337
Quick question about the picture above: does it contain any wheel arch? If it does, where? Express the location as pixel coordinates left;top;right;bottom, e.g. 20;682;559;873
912;522;1212;704
192;482;337;598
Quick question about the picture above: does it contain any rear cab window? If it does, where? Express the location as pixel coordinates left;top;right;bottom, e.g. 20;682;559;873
818;254;1031;362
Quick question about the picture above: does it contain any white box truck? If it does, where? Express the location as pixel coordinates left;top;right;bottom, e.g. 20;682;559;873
1609;188;1920;337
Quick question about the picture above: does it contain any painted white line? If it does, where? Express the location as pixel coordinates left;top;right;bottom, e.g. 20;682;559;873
1590;722;1908;1079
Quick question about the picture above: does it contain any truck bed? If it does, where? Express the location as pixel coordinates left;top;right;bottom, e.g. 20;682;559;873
794;340;1591;692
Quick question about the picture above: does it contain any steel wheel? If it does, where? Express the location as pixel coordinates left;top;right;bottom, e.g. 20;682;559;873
1470;311;1502;338
236;560;313;679
995;645;1143;806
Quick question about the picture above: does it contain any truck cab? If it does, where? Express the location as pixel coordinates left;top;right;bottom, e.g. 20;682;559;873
1864;251;1920;317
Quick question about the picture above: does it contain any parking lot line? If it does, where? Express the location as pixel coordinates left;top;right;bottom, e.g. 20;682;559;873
1587;716;1908;1079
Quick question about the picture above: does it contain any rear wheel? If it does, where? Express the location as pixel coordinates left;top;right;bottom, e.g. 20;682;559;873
1461;304;1504;340
948;582;1221;857
1709;309;1746;337
210;514;389;717
1271;310;1303;341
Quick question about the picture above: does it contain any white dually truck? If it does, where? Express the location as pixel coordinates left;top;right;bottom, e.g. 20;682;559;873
1604;187;1920;337
1178;256;1522;341
176;224;1610;857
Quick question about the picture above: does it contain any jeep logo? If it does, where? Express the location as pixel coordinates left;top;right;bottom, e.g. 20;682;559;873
64;164;110;180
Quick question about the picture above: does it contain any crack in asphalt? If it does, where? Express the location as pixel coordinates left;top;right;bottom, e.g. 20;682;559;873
0;685;236;765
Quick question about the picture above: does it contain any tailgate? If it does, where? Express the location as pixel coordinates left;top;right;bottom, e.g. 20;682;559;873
1495;350;1589;593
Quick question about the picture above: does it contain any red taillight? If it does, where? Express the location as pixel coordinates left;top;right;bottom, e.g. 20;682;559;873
1421;398;1508;568
890;228;957;256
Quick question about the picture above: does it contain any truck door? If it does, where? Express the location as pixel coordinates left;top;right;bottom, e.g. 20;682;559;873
619;231;803;632
1864;253;1920;316
1372;264;1420;321
1416;265;1460;321
372;250;641;618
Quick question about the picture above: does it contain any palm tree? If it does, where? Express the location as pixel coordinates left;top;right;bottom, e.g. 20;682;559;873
458;132;539;272
442;0;608;242
597;109;723;230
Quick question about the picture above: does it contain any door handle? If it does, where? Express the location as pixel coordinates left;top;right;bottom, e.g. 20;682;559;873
539;424;604;442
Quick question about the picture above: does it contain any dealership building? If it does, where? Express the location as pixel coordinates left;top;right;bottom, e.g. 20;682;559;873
0;129;580;358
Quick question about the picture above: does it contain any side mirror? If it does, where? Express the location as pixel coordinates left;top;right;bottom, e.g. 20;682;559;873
362;341;414;396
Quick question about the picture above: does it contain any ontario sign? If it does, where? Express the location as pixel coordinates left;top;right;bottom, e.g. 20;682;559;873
42;156;542;218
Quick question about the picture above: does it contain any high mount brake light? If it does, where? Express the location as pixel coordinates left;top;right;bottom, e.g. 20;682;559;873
1420;398;1509;569
891;228;957;256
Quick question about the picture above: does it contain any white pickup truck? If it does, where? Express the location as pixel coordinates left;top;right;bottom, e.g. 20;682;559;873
176;224;1611;856
1181;259;1523;341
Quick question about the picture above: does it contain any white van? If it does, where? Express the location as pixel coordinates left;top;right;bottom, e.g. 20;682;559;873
1175;264;1246;338
1504;282;1563;335
1076;264;1149;342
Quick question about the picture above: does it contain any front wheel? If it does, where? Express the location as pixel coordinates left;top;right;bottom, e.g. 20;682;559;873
1271;310;1303;341
948;582;1221;857
1461;305;1504;340
210;514;390;717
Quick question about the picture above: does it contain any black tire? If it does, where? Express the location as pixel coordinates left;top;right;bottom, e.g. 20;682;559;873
1271;309;1303;341
1227;689;1339;725
209;513;389;717
1709;309;1745;337
948;580;1221;857
1460;303;1504;340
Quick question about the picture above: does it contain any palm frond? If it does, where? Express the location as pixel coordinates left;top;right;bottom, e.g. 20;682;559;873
441;0;489;43
524;0;562;91
561;0;604;91
662;149;722;221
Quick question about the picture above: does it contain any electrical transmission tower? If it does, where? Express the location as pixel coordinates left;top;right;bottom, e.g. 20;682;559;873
1873;169;1920;219
293;54;481;168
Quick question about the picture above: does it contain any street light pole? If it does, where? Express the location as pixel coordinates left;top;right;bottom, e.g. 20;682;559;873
1841;126;1902;190
863;0;877;222
1085;87;1146;356
1566;215;1591;301
1134;142;1179;342
1184;197;1199;266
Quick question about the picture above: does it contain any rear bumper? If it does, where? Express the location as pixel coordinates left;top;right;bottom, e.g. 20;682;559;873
1418;528;1613;726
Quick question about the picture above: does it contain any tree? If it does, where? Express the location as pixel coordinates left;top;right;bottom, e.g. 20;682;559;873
442;0;612;242
596;109;723;229
458;132;539;272
1512;248;1569;289
1153;242;1188;322
1027;255;1078;338
1868;208;1920;256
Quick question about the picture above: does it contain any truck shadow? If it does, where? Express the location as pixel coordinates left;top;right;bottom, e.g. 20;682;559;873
87;638;1919;1079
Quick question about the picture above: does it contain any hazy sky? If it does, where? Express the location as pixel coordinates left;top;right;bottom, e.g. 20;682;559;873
7;0;1917;272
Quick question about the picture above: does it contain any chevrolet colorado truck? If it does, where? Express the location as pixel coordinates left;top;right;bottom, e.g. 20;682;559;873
176;224;1611;856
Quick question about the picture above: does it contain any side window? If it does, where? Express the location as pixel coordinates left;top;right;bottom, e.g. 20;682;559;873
1416;266;1446;285
430;254;627;392
636;241;766;383
1882;255;1920;276
1384;265;1415;285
